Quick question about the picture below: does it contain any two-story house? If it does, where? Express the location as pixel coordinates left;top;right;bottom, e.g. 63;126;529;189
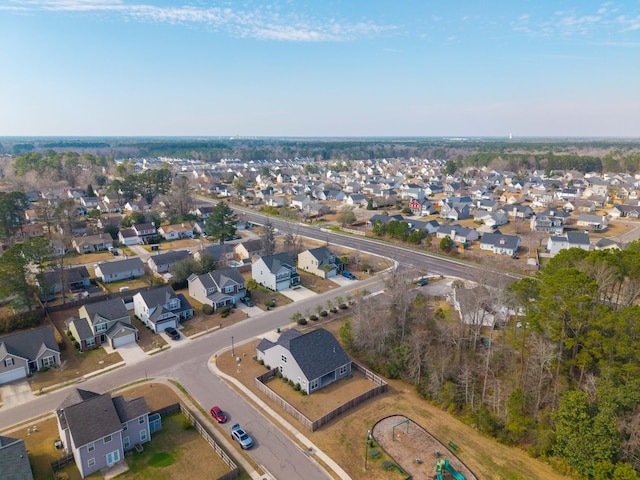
187;268;246;310
252;253;300;291
409;198;436;216
56;388;150;478
133;286;194;333
132;223;156;244
256;328;351;395
234;239;264;261
297;247;343;279
66;298;137;351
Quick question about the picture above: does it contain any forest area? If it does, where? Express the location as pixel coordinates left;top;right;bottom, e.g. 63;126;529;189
340;246;640;480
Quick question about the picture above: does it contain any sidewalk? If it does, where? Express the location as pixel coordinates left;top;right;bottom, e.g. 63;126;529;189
209;351;351;480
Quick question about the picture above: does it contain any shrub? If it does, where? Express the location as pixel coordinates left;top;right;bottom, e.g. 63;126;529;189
74;341;80;350
258;359;264;365
339;304;348;310
382;460;395;471
181;417;194;430
288;379;294;387
369;449;380;458
264;300;276;308
295;383;301;391
202;304;214;315
276;371;283;379
309;315;318;321
219;306;231;318
320;310;328;317
302;390;307;396
39;366;49;373
297;318;308;325
66;330;73;337
330;308;338;314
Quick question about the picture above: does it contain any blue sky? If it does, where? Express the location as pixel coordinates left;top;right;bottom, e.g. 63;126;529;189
1;0;639;137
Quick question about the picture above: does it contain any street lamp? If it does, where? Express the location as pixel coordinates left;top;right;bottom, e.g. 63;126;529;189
231;336;235;356
365;429;371;470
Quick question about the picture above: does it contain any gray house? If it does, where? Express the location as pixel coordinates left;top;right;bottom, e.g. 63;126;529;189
56;388;150;478
0;436;34;480
94;257;145;283
39;265;91;298
133;286;194;333
0;326;61;384
66;298;137;351
251;253;300;291
188;268;246;310
547;232;591;255
479;232;521;257
297;247;342;278
256;328;351;395
147;250;191;274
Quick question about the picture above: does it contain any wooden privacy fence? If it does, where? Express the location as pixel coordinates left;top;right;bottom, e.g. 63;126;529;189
255;362;387;432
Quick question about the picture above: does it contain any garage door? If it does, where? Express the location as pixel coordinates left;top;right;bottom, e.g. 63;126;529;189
0;366;27;385
113;333;136;348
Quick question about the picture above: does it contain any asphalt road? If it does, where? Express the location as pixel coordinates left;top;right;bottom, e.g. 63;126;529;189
0;278;380;480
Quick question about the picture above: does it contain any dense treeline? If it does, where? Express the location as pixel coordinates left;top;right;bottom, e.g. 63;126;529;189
12;150;112;187
341;246;640;479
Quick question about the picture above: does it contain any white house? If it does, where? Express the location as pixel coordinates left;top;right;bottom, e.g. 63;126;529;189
251;253;300;291
133;286;194;333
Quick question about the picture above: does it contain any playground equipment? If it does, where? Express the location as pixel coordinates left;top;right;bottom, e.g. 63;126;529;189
434;458;465;480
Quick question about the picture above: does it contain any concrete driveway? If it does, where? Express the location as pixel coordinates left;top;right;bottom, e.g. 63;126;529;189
280;286;317;302
103;342;148;365
0;379;35;409
236;304;264;317
329;275;355;287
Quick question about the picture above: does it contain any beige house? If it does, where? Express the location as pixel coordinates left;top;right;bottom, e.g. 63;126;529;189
297;246;343;278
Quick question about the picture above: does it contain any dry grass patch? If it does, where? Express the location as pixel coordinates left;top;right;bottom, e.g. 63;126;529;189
297;270;341;294
132;315;168;352
180;309;248;337
218;323;570;480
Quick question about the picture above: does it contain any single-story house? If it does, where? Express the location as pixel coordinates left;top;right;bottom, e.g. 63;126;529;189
94;257;145;283
147;250;191;274
157;223;194;241
256;328;351;395
479;232;521;257
0;326;61;384
547;232;591;255
72;233;114;254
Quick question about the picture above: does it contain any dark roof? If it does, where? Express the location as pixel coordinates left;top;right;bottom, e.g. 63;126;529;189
112;395;149;422
119;228;137;238
105;321;137;339
41;265;90;287
65;316;95;341
137;285;178;307
278;328;350;381
149;250;191;266
208;268;245;289
237;238;263;252
96;257;144;276
81;298;129;322
259;252;296;274
480;232;520;250
0;326;60;360
199;243;233;261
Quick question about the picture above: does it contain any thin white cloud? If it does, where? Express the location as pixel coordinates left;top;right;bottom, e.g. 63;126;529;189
3;0;397;42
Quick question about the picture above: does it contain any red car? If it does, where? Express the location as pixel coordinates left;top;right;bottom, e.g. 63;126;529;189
210;406;227;423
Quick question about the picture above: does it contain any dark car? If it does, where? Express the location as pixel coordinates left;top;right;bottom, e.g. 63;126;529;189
111;249;119;256
210;406;227;423
241;297;255;307
341;271;356;280
417;279;428;286
164;327;180;340
231;423;254;449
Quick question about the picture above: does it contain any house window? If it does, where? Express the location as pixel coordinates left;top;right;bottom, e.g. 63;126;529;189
339;365;348;376
88;458;96;467
123;436;130;449
138;416;145;424
42;356;55;367
140;430;147;442
104;435;112;444
87;442;95;452
96;323;107;332
224;286;234;293
310;379;319;391
122;423;128;431
281;354;287;363
86;338;96;347
4;358;13;367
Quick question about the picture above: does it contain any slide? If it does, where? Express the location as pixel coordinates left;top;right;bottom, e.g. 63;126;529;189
443;458;466;480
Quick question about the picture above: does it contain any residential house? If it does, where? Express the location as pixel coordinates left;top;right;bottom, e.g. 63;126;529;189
94;258;145;284
56;389;150;478
133;285;194;333
344;193;367;207
366;214;404;228
400;184;425;200
234;239;264;261
479;232;521;257
67;298;137;351
132;223;156;244
187;268;246;310
435;224;479;243
290;195;312;210
192;221;208;237
576;213;608;232
595;238;621;251
609;204;640;218
118;228;140;246
72;233;114;254
39;266;91;298
0;436;34;480
256;328;351;395
501;204;534;220
147;250;191;274
194;244;234;266
193;205;214;219
252;253;300;291
24;209;38;223
474;211;508;228
530;209;570;233
409;198;436;216
123;199;150;212
298;247;343;278
157;223;194;241
0;326;61;384
440;201;470;221
547;232;591;255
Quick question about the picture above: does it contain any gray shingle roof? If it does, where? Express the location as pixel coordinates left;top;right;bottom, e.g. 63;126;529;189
65;316;94;341
148;250;190;267
82;298;129;323
95;257;144;276
57;393;123;447
111;395;149;422
0;326;60;361
260;252;296;274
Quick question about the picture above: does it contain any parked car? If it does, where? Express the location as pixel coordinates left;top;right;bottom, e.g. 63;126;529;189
210;406;227;423
341;271;356;280
241;297;255;307
164;327;180;340
231;423;254;449
416;279;428;287
111;249;119;256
